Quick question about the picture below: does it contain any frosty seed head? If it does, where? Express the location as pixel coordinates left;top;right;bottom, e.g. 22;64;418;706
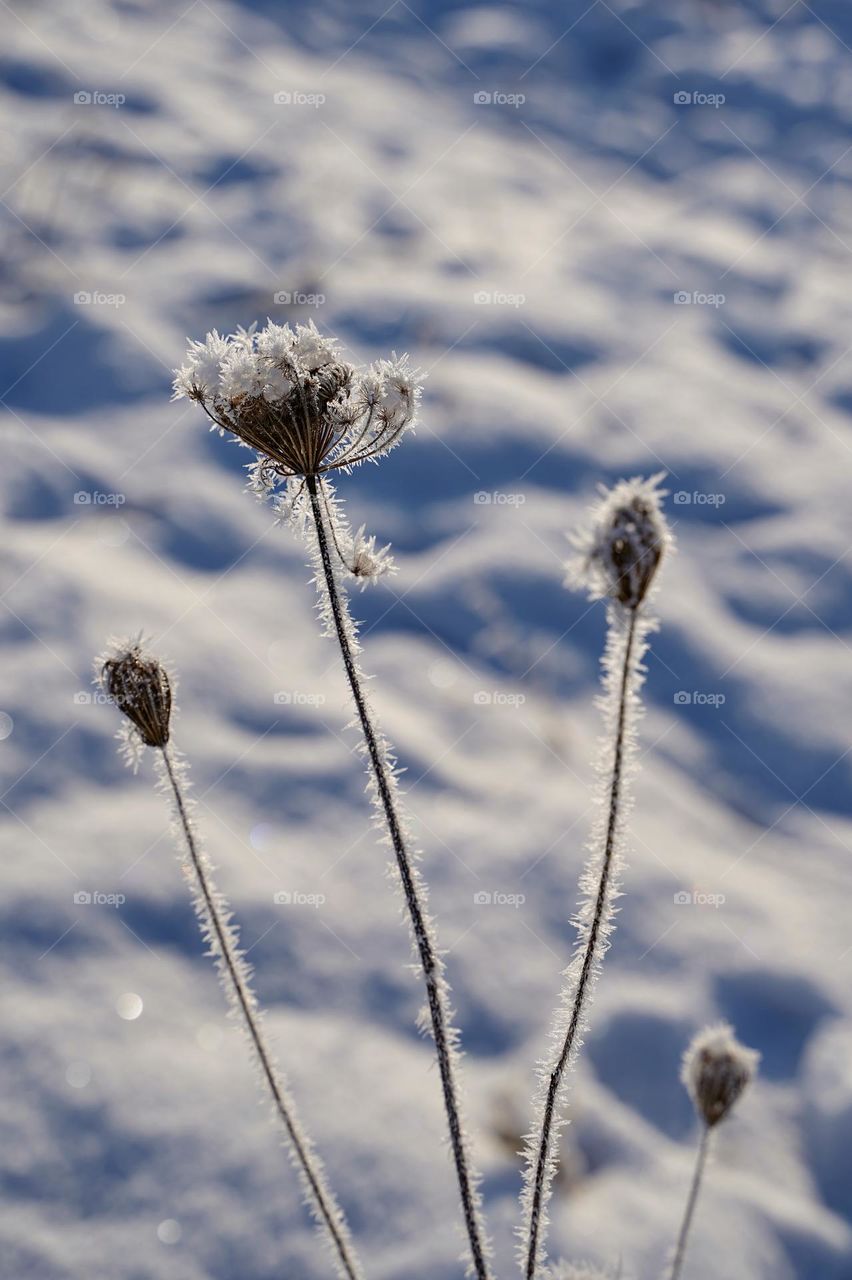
568;473;670;609
682;1023;759;1128
173;319;423;480
100;641;172;748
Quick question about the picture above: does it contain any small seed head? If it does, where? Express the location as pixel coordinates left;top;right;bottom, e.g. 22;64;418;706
568;473;671;608
100;642;172;747
682;1023;759;1128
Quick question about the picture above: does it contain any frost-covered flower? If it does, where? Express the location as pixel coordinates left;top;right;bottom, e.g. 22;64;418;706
348;525;395;584
682;1023;759;1128
568;473;670;609
173;319;423;480
99;640;172;749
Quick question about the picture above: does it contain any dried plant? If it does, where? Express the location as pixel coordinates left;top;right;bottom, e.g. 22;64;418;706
668;1024;759;1280
174;322;492;1280
520;476;672;1280
98;639;364;1280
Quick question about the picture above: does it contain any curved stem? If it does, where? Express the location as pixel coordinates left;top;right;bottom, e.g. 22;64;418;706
305;474;491;1280
669;1127;711;1280
524;607;639;1280
161;746;363;1280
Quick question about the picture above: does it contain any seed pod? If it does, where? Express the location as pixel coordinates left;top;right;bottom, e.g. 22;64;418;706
101;642;172;748
682;1023;759;1128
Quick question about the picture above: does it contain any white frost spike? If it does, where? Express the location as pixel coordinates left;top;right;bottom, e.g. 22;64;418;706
682;1023;759;1127
567;473;670;608
521;478;672;1280
348;525;396;585
297;474;493;1280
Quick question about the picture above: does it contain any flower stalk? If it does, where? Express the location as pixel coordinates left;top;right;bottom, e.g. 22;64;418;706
100;641;364;1280
306;474;492;1280
520;476;672;1280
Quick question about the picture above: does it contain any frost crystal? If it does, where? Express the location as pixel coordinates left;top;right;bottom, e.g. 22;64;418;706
173;319;423;480
348;525;395;584
682;1023;759;1128
568;473;670;608
98;640;172;749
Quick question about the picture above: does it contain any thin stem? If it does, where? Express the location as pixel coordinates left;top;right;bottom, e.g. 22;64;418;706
160;746;363;1280
305;474;491;1280
524;607;639;1280
669;1126;711;1280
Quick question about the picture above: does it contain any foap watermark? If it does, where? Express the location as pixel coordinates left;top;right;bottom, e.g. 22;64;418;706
473;691;526;708
673;290;725;308
273;290;325;307
473;490;526;506
74;89;125;108
673;90;725;109
73;690;113;707
74;890;126;907
273;691;326;707
473;290;525;308
673;490;726;507
473;90;525;108
74;291;126;308
273;90;325;107
473;889;526;908
674;690;726;708
273;890;326;908
673;889;726;908
74;490;126;506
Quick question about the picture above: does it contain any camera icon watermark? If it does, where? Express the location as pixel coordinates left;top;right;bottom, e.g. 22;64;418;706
473;889;525;908
673;290;725;308
273;890;326;908
473;90;525;108
473;490;526;506
672;490;726;507
74;90;125;108
273;691;326;707
473;290;525;308
673;90;725;108
73;291;126;307
273;290;325;307
73;490;126;506
674;690;726;708
73;890;126;907
273;90;325;107
673;889;726;908
473;690;526;708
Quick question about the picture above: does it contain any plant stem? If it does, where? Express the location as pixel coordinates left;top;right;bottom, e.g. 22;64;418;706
305;474;491;1280
524;606;639;1280
160;746;364;1280
669;1126;711;1280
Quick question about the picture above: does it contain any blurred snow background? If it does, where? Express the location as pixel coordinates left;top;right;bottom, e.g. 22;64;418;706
2;0;852;1276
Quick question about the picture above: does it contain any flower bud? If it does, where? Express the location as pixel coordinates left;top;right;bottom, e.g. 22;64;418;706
100;642;172;748
568;474;670;609
682;1023;759;1128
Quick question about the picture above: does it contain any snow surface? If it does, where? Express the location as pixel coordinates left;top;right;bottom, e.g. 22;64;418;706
2;1;852;1277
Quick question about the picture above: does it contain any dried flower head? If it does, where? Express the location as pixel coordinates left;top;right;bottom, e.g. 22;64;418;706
568;473;670;608
99;640;172;748
682;1023;759;1128
173;320;423;479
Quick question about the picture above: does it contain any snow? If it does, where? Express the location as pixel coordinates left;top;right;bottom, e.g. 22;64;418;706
2;0;852;1277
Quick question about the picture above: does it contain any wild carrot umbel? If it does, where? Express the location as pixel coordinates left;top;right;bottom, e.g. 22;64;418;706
668;1025;759;1280
520;476;672;1280
174;322;493;1280
98;640;365;1280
